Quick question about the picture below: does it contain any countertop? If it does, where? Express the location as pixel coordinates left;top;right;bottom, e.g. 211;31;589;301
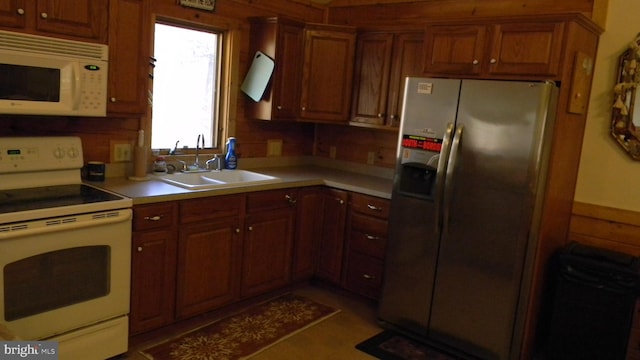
93;164;394;205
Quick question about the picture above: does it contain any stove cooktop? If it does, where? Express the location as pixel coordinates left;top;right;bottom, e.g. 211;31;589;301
0;184;124;215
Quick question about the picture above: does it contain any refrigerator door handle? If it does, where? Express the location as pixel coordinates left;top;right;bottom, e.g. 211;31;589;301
434;122;455;235
442;124;463;237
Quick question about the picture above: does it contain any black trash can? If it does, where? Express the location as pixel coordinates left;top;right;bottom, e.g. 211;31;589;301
544;242;640;360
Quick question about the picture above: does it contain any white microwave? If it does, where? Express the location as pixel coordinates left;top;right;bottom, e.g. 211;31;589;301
0;30;108;117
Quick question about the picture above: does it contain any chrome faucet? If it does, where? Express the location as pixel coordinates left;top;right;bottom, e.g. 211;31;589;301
206;154;222;171
194;134;204;169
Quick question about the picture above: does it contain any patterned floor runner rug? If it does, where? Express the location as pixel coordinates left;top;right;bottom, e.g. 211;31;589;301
140;293;339;360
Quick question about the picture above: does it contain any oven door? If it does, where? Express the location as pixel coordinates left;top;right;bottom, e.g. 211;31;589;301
0;208;132;340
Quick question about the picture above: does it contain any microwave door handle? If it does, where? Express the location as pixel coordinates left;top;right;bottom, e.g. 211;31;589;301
442;124;463;238
71;62;82;110
434;122;454;236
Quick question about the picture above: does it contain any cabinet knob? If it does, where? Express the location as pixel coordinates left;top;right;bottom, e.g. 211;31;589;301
490;58;497;64
301;106;306;111
248;226;253;231
137;246;143;252
144;215;162;221
276;105;283;110
17;8;24;15
285;194;297;204
235;228;240;233
110;97;117;103
336;198;344;205
390;115;396;120
40;12;48;19
472;59;479;65
377;113;384;118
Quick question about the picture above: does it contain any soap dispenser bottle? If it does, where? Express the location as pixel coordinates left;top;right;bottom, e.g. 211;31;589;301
225;137;237;169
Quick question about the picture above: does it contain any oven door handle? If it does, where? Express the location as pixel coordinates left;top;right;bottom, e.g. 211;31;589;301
0;209;131;240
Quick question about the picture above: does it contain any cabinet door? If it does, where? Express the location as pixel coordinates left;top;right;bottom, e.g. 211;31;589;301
423;24;486;75
487;21;564;77
241;208;295;297
351;33;394;126
176;219;241;319
316;188;348;284
293;187;323;281
35;0;107;42
0;0;26;29
130;229;177;335
300;27;356;123
107;0;150;115
386;32;424;127
272;22;304;120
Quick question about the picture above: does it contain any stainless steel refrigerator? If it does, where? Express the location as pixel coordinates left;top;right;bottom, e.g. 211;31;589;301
378;77;559;360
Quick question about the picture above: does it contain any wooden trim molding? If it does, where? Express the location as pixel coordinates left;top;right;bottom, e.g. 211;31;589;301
569;201;640;256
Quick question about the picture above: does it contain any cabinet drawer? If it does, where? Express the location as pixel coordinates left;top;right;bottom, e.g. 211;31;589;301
180;194;244;224
344;252;384;299
133;202;177;231
628;327;640;360
349;212;387;259
246;189;297;213
350;193;389;219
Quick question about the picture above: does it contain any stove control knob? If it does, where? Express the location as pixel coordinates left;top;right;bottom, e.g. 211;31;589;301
67;147;80;159
53;147;65;159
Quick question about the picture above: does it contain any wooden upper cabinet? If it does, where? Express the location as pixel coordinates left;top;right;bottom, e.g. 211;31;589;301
246;17;304;121
300;24;356;123
424;18;564;79
0;0;26;29
488;21;564;77
107;0;151;115
351;31;423;129
0;0;107;42
423;24;486;76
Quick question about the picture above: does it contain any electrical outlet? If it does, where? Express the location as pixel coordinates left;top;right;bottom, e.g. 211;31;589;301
329;146;336;159
111;142;132;162
367;151;375;165
267;139;283;157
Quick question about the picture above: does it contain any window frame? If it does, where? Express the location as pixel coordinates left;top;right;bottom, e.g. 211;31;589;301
147;13;240;155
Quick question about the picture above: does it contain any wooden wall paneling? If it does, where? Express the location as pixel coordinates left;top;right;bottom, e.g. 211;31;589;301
327;0;603;28
314;124;397;168
570;202;640;256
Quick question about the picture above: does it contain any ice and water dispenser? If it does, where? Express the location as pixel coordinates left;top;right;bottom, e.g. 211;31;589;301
396;134;442;199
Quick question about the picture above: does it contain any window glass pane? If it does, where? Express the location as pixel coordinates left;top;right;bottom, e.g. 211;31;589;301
152;23;220;150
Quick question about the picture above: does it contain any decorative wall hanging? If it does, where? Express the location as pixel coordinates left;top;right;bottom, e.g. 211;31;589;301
612;33;640;159
179;0;215;11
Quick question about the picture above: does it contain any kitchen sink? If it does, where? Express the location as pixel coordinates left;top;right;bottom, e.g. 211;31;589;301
159;169;281;190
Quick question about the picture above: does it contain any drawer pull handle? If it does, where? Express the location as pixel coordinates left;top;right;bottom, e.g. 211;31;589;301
144;215;162;221
365;234;380;241
285;194;297;204
363;274;376;280
367;204;382;212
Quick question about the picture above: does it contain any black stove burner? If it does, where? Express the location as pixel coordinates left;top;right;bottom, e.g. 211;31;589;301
0;184;123;214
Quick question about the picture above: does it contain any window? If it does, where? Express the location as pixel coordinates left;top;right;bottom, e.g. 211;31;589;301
151;22;222;150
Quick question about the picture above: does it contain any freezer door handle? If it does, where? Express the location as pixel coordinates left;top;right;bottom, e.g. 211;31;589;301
435;122;455;235
442;124;463;237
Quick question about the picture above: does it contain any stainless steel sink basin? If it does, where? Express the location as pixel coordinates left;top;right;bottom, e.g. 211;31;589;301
159;169;281;190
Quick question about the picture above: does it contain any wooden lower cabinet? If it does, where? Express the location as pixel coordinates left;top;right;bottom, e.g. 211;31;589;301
176;218;241;319
292;187;324;281
129;187;390;335
241;189;297;297
628;300;640;360
130;202;178;335
315;188;349;284
343;193;390;300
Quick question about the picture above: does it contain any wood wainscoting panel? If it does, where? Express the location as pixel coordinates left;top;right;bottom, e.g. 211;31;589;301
569;201;640;256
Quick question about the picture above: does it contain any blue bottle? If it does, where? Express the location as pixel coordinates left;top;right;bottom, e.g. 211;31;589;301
225;137;237;169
